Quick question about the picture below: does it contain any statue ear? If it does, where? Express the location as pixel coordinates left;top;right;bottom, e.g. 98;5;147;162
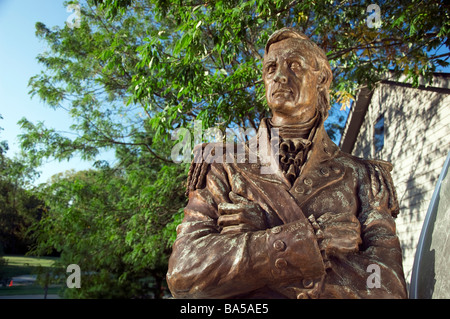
317;68;332;91
317;73;325;89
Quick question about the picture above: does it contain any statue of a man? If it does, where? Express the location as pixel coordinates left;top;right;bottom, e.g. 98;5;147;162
166;28;408;299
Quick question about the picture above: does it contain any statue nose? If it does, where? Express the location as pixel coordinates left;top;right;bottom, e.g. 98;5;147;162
274;69;288;83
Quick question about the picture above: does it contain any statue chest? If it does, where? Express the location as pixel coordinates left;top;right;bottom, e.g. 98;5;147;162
226;160;360;226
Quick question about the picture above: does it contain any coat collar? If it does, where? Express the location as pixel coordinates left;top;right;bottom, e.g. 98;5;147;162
246;117;341;183
236;118;345;215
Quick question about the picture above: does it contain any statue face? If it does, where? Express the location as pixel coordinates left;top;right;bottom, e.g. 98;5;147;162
263;38;320;124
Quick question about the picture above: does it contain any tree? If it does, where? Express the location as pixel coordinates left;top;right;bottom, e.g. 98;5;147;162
20;0;448;298
94;0;449;138
30;163;185;298
0;175;44;254
21;3;187;297
0;246;7;287
0;117;43;255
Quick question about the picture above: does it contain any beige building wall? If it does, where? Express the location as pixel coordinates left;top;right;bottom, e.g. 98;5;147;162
350;77;450;289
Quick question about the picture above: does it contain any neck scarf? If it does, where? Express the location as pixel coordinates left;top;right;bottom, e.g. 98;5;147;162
268;110;320;184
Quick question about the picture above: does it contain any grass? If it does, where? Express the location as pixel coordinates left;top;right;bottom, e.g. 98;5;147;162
0;255;61;296
2;255;58;278
0;285;61;296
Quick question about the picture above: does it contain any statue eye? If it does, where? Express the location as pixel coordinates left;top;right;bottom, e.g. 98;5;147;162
289;61;301;70
266;64;276;74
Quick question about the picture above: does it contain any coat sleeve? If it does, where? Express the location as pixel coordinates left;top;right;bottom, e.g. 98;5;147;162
320;160;408;299
166;157;325;299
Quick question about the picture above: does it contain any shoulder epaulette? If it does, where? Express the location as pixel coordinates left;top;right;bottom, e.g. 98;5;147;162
185;142;233;196
366;159;399;218
186;143;209;196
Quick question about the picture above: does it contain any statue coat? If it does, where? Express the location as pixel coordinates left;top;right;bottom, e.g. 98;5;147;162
167;119;408;299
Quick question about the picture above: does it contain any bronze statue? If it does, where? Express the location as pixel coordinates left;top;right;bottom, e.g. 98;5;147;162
166;28;408;299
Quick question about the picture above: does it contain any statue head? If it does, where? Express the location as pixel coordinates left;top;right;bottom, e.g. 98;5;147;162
263;28;333;125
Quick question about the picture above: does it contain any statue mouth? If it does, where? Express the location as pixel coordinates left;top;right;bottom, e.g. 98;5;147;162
272;88;293;96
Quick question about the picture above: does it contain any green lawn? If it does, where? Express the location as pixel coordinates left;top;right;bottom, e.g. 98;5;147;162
2;255;58;278
0;255;61;296
0;285;61;296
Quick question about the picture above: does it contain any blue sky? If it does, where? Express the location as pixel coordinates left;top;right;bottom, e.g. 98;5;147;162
0;0;113;184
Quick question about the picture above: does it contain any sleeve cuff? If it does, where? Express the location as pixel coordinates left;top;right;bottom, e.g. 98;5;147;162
266;220;326;282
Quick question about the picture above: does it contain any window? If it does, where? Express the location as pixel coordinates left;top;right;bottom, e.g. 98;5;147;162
374;115;385;153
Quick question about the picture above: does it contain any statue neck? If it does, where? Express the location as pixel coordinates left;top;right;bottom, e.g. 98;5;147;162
268;109;320;140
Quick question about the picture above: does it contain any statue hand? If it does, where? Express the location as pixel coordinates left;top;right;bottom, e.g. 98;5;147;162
313;212;362;257
217;192;268;234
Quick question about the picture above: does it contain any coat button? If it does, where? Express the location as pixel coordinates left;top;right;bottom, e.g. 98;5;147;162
297;292;308;299
304;178;312;186
303;279;314;289
271;226;282;234
273;240;286;251
332;166;341;174
294;186;304;194
324;148;332;155
275;258;288;269
320;167;329;176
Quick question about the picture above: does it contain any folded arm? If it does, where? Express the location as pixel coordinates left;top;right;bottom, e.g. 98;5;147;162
318;160;407;299
166;162;325;299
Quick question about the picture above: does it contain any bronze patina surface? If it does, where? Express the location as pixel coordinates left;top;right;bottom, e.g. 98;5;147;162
166;28;408;299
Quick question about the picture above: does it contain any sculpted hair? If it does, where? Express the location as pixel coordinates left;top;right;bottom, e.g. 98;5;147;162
265;28;333;119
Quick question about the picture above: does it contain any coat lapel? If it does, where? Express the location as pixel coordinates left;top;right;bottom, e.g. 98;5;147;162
288;125;345;207
233;162;307;225
232;119;345;223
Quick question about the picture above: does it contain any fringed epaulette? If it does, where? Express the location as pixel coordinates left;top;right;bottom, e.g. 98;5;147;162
186;143;210;196
366;159;400;218
186;142;232;196
185;142;238;196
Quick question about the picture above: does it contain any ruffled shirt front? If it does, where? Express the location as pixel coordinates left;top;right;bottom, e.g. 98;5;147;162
268;111;320;184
